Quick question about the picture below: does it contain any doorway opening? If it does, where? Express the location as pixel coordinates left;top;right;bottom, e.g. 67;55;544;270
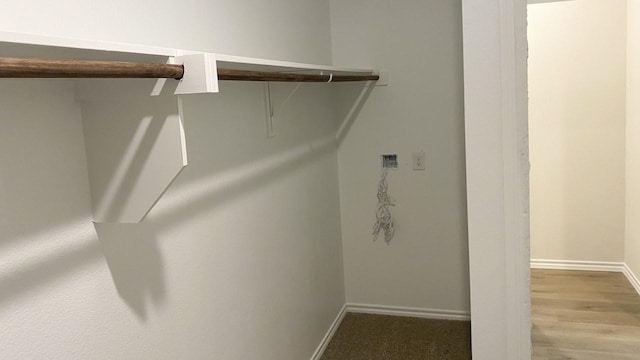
528;0;640;357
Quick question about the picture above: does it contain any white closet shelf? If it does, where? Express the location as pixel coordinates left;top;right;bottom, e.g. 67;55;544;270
0;30;379;87
0;30;176;57
215;54;375;75
0;31;380;223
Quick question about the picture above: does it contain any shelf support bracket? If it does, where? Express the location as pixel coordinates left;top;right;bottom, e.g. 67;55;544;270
173;52;219;95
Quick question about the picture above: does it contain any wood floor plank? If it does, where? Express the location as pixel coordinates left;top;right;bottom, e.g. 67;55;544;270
532;319;640;339
532;269;640;359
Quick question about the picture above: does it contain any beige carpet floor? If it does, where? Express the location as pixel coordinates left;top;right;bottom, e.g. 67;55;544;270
321;313;471;360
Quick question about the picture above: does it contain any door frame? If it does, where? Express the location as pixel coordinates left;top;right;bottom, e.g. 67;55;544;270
461;0;531;358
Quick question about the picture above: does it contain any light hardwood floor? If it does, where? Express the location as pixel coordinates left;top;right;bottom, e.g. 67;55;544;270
532;269;640;360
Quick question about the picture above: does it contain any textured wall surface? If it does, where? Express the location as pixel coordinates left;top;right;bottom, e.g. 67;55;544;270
0;81;346;360
330;0;469;313
0;2;349;358
529;0;627;262
626;0;640;278
0;0;333;64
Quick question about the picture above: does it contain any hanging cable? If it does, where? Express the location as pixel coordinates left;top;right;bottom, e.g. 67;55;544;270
372;169;395;244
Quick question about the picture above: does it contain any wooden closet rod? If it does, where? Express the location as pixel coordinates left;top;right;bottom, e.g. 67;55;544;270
0;57;185;79
217;69;380;82
0;57;379;82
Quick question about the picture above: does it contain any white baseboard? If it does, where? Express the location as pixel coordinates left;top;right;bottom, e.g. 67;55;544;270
530;259;640;297
310;304;347;360
346;303;471;321
311;265;640;360
530;259;625;272
310;302;470;359
623;264;640;297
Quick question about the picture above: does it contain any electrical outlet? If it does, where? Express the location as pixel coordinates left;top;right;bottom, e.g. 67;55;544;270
413;151;425;170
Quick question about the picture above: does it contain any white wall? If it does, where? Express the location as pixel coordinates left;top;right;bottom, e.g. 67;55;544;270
330;0;469;313
626;0;640;277
0;0;333;65
0;3;347;359
528;0;627;262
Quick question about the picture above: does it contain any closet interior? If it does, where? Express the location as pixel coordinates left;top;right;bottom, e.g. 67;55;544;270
0;2;470;358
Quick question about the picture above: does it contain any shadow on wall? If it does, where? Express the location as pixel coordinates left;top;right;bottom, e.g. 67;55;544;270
149;133;337;226
0;79;170;320
0;80;94;249
334;82;375;146
0;78;374;320
145;81;376;226
0;227;102;306
95;222;166;320
79;78;186;224
96;114;169;222
0;220;167;322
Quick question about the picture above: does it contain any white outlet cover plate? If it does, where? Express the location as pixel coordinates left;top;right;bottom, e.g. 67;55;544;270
413;151;426;170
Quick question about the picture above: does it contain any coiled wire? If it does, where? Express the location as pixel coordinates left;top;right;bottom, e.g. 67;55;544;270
372;169;395;244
